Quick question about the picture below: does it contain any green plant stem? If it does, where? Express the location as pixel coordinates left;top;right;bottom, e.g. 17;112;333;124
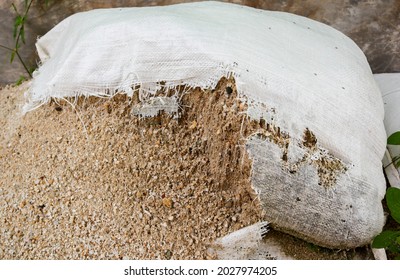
0;44;33;78
1;0;35;78
19;0;34;78
11;3;20;15
384;156;400;169
14;0;34;50
0;44;14;52
15;49;32;77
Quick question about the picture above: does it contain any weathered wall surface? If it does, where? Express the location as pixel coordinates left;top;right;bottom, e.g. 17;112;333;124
1;0;399;85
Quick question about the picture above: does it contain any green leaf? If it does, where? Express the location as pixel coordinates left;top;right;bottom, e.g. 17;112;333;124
388;132;400;145
15;15;23;26
393;155;400;161
15;76;26;86
20;25;25;44
372;230;400;248
13;15;23;39
10;51;16;63
397;236;400;246
387;242;400;254
386;187;400;224
28;66;36;74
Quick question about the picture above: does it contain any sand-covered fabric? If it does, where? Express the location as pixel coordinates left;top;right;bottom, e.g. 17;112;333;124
23;1;386;248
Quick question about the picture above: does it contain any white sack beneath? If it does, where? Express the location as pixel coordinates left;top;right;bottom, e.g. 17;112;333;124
374;73;400;188
25;1;386;248
374;73;400;159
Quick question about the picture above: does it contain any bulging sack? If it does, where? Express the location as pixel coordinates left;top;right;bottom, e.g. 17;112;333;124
25;1;386;248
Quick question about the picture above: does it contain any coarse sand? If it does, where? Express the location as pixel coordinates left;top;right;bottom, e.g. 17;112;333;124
0;78;373;259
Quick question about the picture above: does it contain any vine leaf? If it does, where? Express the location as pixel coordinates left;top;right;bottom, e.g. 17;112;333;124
10;51;16;63
387;187;400;224
15;75;27;86
388;131;400;145
13;15;23;39
20;25;25;44
372;230;400;248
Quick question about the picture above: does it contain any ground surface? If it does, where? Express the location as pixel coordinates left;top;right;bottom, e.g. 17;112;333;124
0;80;373;259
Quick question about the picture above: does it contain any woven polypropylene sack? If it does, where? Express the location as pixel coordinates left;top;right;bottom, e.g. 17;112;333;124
375;73;400;175
25;1;386;248
375;74;400;154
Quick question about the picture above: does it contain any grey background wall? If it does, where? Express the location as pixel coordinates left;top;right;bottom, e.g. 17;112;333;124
1;0;399;85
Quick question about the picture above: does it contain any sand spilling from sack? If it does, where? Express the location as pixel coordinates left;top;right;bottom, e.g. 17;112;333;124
0;78;373;260
0;77;265;259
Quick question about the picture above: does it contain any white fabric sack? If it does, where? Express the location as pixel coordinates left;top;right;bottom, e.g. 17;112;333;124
25;1;386;248
374;73;400;188
374;73;400;159
208;222;292;260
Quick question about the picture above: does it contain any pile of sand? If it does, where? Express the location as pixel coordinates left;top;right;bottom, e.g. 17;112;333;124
0;78;373;259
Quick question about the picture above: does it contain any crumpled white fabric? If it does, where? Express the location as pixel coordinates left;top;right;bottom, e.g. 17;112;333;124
208;222;292;260
25;1;386;248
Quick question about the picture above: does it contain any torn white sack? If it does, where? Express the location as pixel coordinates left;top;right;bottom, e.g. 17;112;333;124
208;222;292;260
25;1;386;248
